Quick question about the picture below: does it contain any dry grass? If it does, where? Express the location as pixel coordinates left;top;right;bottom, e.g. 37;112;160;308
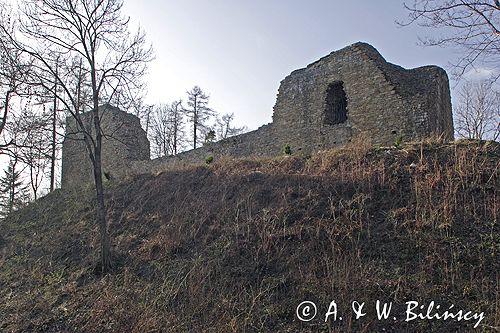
0;139;498;332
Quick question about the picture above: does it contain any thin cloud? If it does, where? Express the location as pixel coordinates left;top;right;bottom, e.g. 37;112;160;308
463;67;499;81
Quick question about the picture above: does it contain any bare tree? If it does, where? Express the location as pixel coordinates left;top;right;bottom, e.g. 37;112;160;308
169;100;185;155
48;58;60;193
149;100;185;157
5;0;153;273
400;1;500;79
130;98;156;143
16;109;52;200
455;80;500;140
185;86;215;149
0;3;31;150
25;59;67;194
150;105;169;158
216;113;247;140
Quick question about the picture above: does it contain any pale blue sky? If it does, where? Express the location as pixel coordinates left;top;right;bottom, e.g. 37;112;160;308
121;1;467;130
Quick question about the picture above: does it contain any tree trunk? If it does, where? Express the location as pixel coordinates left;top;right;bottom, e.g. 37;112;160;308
80;120;111;277
91;63;111;273
193;97;197;149
193;121;197;149
50;65;57;192
93;145;111;274
8;158;17;214
173;121;177;155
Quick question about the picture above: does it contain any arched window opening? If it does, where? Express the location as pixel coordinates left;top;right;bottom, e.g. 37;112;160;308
324;81;347;125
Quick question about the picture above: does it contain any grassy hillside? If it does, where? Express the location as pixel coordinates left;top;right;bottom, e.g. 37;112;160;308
1;140;498;332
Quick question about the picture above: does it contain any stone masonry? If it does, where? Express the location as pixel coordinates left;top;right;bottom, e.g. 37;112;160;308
61;104;150;188
62;42;454;187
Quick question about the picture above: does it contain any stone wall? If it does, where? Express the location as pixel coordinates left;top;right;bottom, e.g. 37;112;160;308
61;104;150;188
130;124;277;172
62;42;454;187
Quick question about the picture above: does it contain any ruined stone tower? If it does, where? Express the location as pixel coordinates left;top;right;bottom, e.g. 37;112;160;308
61;104;150;188
271;42;453;150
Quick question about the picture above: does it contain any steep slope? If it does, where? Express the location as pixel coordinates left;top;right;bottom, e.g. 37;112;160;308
1;140;498;332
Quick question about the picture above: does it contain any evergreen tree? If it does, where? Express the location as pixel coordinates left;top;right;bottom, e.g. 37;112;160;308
0;157;29;217
185;86;215;149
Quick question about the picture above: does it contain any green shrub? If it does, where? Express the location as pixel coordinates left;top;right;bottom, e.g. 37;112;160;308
394;136;403;149
283;144;291;155
205;155;214;164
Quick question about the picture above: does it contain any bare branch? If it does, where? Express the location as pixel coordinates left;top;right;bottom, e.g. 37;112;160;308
399;0;500;80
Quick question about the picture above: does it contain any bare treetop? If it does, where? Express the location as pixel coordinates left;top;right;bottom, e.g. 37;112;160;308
400;0;500;80
0;2;32;150
17;0;153;115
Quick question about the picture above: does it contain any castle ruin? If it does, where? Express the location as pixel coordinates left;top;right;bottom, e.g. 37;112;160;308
61;104;150;188
61;42;454;188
